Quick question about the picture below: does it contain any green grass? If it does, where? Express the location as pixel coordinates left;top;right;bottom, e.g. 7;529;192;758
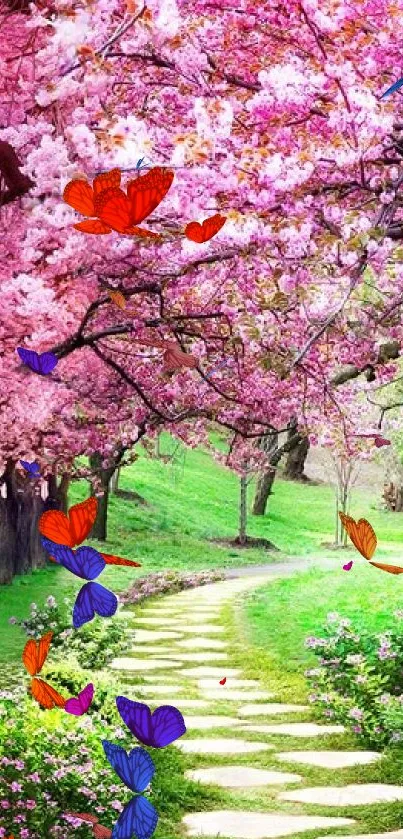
2;434;403;667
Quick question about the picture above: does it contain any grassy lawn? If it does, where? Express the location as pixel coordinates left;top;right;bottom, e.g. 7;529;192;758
1;435;403;667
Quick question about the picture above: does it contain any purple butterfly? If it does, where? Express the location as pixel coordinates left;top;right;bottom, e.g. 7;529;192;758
17;347;58;376
65;683;94;716
41;538;118;628
20;460;41;478
116;696;186;748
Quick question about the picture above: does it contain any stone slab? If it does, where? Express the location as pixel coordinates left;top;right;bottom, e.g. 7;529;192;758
132;629;184;642
202;690;275;701
182;666;241;677
184;716;245;730
182;811;354;838
141;698;210;708
127;645;176;655
186;766;302;787
136;685;184;695
159;652;228;661
239;723;345;736
280;784;403;807
169;624;225;634
198;678;261;690
134;617;194;625
238;704;309;716
110;657;182;671
176;637;227;649
176;738;274;755
277;751;381;769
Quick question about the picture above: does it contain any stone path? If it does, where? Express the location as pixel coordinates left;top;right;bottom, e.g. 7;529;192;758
110;575;399;839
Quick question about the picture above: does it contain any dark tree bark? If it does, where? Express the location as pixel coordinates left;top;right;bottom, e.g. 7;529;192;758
283;418;310;481
89;453;116;541
252;432;278;516
238;475;248;545
0;141;34;205
0;463;67;583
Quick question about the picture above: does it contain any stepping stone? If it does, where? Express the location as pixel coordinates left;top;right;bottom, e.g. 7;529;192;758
184;716;245;730
239;723;345;736
110;657;183;671
182;811;354;838
170;624;224;634
127;645;176;655
238;703;309;716
134;617;192;625
176;738;274;755
176;637;227;649
162;652;229;661
186;766;302;787
143;698;210;709
280;784;403;807
132;629;184;642
198;678;260;690
202;689;275;701
136;685;184;695
317;833;403;839
277;751;381;769
182;666;241;677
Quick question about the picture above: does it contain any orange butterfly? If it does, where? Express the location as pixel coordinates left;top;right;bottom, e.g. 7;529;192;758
22;632;66;709
66;813;111;838
63;167;174;238
39;497;141;568
339;512;403;574
108;289;137;316
185;213;226;243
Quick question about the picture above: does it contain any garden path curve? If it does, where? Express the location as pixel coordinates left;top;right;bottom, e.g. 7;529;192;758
110;571;403;839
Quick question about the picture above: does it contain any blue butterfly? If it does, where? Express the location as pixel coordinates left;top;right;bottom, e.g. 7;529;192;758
136;157;146;171
20;460;41;478
17;347;58;376
381;77;403;99
102;741;158;839
41;539;118;628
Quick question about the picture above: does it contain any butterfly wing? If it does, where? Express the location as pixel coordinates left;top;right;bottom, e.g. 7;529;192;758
65;683;94;716
39;510;75;547
74;219;112;234
111;795;158;839
38;352;58;375
102;741;155;792
63;179;95;216
93;169;122;198
185;214;226;243
116;697;154;747
22;631;53;676
124;226;161;239
31;677;66;709
127;167;174;224
151;705;186;748
41;540;104;580
108;290;127;310
368;560;403;575
94;824;112;839
94;188;132;233
73;582;118;628
339;512;377;560
381;77;403;98
17;348;57;375
68;497;98;545
101;553;142;568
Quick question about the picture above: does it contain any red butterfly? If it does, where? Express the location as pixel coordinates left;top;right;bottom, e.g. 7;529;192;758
38;497;141;567
63;167;174;238
185;214;226;243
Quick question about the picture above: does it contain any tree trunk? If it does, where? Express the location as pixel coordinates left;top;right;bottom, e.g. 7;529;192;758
252;468;276;516
252;432;278;516
0;463;69;584
109;466;121;494
238;475;248;545
89;453;115;541
283;417;310;481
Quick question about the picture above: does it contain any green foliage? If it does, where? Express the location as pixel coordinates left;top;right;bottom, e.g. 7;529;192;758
305;611;403;747
10;594;131;670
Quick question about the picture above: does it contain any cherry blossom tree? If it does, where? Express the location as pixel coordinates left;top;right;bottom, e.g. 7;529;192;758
2;0;403;578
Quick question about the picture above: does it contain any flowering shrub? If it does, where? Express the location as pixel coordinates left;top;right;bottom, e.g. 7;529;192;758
305;611;403;747
121;569;225;605
10;596;130;669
